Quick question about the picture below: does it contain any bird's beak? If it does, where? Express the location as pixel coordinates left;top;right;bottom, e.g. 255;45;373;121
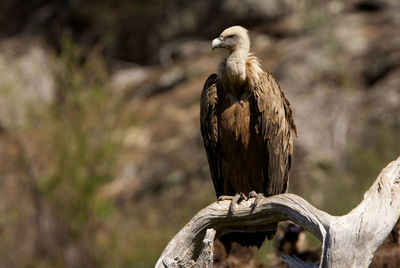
212;36;224;50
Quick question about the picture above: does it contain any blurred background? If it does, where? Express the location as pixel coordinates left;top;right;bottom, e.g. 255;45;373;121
0;0;399;267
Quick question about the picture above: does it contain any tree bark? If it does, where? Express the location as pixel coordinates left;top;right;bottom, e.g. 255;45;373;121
156;156;400;268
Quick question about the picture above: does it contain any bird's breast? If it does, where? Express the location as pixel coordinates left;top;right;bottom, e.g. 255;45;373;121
218;95;264;195
219;98;252;147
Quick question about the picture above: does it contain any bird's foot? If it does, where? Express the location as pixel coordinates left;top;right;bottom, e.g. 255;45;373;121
217;195;234;202
218;193;246;215
248;191;257;199
248;191;264;212
229;192;247;215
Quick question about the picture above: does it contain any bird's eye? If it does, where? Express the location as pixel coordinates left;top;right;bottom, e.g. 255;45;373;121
227;34;236;38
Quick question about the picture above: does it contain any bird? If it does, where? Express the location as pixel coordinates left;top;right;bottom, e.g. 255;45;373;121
200;26;297;249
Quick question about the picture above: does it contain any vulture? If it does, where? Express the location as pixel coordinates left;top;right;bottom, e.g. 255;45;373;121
200;26;297;249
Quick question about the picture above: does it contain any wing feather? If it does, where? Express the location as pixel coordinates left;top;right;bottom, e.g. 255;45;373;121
253;72;295;195
200;74;223;197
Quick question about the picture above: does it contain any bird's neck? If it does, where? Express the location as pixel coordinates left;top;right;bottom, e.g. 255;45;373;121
225;50;248;87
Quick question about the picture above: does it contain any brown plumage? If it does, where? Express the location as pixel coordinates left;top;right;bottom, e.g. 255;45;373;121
200;26;297;248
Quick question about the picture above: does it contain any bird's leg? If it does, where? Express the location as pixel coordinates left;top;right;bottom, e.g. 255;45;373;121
217;193;246;215
217;195;234;202
248;191;265;212
229;192;246;215
248;191;257;199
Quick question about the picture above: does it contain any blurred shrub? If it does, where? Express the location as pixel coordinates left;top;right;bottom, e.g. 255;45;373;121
40;38;118;267
308;119;400;216
0;37;121;267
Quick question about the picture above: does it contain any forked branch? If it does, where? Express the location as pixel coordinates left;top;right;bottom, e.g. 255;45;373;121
156;156;400;268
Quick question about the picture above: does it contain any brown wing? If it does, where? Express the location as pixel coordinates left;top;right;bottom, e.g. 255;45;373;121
253;72;296;195
200;74;223;197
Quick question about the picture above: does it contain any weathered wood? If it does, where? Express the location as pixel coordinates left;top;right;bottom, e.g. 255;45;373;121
155;156;400;268
321;156;400;267
195;229;216;268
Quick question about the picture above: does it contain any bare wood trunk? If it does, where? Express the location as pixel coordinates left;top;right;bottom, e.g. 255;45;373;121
156;156;400;268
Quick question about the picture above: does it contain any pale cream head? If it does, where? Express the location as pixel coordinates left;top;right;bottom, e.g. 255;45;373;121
211;26;250;53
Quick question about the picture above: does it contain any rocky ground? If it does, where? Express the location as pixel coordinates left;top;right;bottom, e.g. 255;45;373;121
0;0;399;267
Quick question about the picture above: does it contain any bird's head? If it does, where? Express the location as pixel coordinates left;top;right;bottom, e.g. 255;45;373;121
211;26;250;53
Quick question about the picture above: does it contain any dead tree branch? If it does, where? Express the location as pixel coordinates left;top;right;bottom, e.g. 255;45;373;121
156;156;400;268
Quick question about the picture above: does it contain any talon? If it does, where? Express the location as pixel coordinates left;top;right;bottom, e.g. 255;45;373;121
229;194;240;215
217;195;233;203
248;191;257;199
228;192;246;215
251;193;264;212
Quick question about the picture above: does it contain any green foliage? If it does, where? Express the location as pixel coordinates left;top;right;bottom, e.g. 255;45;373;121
33;37;119;266
308;119;400;216
347;119;400;191
128;183;215;267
